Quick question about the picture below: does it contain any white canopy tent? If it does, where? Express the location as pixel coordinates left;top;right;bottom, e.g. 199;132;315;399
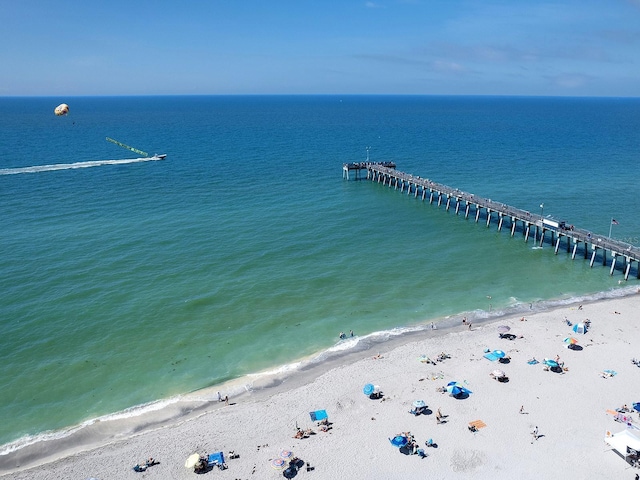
605;429;640;460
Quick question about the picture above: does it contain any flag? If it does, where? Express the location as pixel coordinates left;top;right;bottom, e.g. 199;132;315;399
611;219;619;225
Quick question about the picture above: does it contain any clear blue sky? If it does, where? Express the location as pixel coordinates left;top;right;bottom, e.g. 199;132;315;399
3;0;639;96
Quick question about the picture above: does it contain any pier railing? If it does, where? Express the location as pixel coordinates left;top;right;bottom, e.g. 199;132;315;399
344;162;640;280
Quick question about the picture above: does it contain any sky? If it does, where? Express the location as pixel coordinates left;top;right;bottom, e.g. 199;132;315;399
2;0;639;96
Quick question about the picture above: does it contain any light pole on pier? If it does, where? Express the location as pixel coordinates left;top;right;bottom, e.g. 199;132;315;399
366;146;371;162
539;203;545;246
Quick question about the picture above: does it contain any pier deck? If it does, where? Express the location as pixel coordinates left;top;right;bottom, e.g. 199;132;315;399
343;162;640;280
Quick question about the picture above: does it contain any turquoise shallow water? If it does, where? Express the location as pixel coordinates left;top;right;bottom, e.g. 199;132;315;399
1;95;639;454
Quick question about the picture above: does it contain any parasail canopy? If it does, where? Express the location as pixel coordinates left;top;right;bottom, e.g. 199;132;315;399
54;103;69;116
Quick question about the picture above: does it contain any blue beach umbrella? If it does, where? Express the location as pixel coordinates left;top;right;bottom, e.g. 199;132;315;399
389;435;409;448
493;350;506;359
543;359;559;368
446;381;472;397
446;384;463;396
573;323;587;334
363;383;375;396
309;409;328;422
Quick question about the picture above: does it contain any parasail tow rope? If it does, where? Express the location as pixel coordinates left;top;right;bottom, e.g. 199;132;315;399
106;137;148;157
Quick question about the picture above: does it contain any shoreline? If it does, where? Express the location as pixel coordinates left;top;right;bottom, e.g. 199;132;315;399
2;289;640;478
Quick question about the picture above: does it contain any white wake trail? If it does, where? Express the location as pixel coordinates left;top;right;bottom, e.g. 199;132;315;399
0;157;164;175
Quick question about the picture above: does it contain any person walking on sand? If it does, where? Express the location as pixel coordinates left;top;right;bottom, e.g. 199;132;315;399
531;426;539;444
519;405;525;414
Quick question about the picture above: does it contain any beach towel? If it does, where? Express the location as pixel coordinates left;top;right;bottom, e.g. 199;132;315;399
615;413;634;424
468;420;487;429
484;352;500;361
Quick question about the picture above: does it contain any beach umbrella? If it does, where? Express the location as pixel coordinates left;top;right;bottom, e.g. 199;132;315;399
363;383;375;396
389;435;409;448
185;453;200;469
491;369;506;378
309;409;328;422
497;326;510;333
280;450;293;460
446;381;472;396
412;400;427;409
493;350;506;359
563;337;578;345
446;384;463;396
572;323;587;334
543;359;559;368
271;458;287;470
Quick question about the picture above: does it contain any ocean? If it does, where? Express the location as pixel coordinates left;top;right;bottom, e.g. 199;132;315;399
1;95;639;459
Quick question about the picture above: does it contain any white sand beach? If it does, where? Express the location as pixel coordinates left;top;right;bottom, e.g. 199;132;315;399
3;294;640;480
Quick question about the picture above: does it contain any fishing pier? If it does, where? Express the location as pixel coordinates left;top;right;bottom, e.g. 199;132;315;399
343;162;640;280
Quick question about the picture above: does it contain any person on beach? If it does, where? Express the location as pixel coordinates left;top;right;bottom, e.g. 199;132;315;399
217;392;222;402
349;330;354;337
519;405;525;414
531;426;539;443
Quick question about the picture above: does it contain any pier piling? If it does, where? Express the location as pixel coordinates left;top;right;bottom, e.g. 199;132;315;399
343;162;640;279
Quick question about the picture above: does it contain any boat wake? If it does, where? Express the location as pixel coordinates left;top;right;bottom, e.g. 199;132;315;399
0;156;165;175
